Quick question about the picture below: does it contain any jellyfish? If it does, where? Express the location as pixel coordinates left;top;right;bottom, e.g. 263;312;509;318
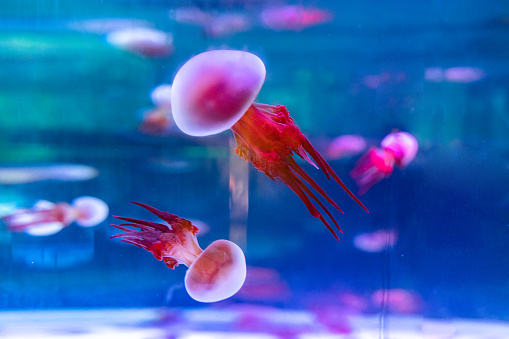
170;50;368;240
371;288;422;314
139;84;174;135
0;164;98;184
171;8;252;38
260;5;333;32
106;27;174;58
353;229;398;252
326;134;367;160
1;196;109;236
350;131;418;195
110;202;246;303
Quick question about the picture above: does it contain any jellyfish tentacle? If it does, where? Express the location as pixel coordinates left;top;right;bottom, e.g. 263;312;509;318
296;145;319;169
113;216;170;232
110;228;158;250
291;180;342;238
281;161;343;234
230;103;367;239
112;221;164;234
132;202;180;223
277;167;340;241
111;203;201;268
285;156;343;213
301;139;369;212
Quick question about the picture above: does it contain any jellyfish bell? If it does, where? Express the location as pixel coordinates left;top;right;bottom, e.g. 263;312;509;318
185;239;246;303
171;50;266;137
380;132;418;168
72;196;109;227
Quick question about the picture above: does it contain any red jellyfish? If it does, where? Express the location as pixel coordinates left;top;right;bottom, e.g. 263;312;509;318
111;202;246;303
350;131;418;195
2;196;109;236
170;50;368;240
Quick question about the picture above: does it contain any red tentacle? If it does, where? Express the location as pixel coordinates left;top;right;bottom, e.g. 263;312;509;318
230;103;368;240
302;139;369;212
132;202;180;224
285;156;343;213
277;166;341;241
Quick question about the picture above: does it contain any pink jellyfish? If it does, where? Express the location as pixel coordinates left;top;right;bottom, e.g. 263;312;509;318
139;84;174;135
0;164;98;184
170;50;368;240
371;288;422;314
260;5;333;32
106;27;174;58
111;202;246;303
326;134;367;160
2;196;109;236
353;229;398;252
350;131;418;195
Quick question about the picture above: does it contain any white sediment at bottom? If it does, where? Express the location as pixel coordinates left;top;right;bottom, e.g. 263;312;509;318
0;307;508;338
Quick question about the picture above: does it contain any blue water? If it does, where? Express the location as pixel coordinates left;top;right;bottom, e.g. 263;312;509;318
1;0;508;328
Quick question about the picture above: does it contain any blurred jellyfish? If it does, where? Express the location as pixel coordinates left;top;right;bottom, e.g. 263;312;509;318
231;304;315;336
326;134;367;160
150;84;173;110
311;305;353;334
204;13;252;38
362;72;391;89
339;292;370;313
424;67;485;83
0;164;98;184
170;49;368;241
424;67;445;82
111;202;246;303
72;196;109;227
362;71;406;89
371;288;422;314
67;18;152;34
260;5;333;31
106;27;174;58
351;131;418;194
139;84;174;135
444;67;485;83
236;266;291;302
171;7;210;26
2;196;109;236
353;229;398;252
171;8;251;38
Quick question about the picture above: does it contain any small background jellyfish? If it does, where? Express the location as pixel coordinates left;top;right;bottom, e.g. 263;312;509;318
139;84;174;135
170;49;368;240
0;164;99;185
326;134;368;160
2;196;109;236
171;7;252;38
350;131;418;195
260;5;333;32
106;27;174;58
111;202;247;303
353;229;398;252
371;289;423;314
